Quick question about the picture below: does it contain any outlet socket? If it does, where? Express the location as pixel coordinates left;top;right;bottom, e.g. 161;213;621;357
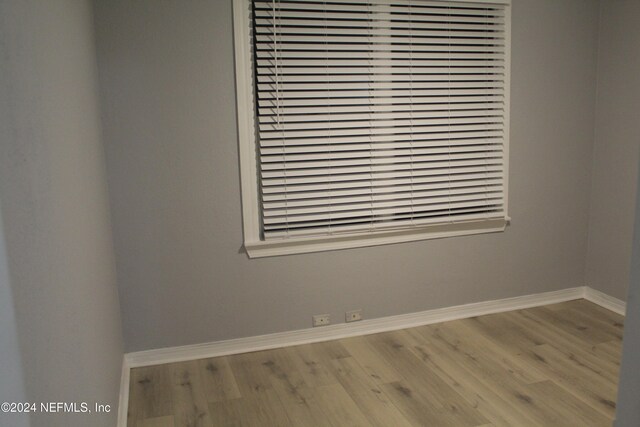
346;309;362;322
313;314;331;327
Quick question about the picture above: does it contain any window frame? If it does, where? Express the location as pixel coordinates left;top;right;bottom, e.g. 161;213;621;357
233;0;512;258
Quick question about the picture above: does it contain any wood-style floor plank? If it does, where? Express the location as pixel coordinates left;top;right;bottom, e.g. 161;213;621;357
504;310;620;379
137;415;175;427
255;348;329;427
128;364;173;425
367;330;489;426
285;344;338;388
313;383;372;426
403;327;536;427
527;306;615;345
409;324;557;426
209;392;292;427
170;361;213;427
339;335;403;385
326;356;413;427
525;380;611;427
226;352;274;397
197;357;241;403
592;340;623;365
526;344;618;417
128;299;623;426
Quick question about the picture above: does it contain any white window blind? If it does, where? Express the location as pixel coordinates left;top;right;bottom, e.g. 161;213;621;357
235;0;510;255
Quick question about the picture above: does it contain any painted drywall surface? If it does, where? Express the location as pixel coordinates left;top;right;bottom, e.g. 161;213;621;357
94;0;599;352
0;1;123;426
615;155;640;426
585;0;640;301
598;3;640;423
0;206;29;427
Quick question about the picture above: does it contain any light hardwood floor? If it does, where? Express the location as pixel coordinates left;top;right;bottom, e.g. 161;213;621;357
127;300;623;427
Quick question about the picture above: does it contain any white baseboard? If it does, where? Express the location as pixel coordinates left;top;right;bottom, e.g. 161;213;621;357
583;286;627;315
125;286;587;368
117;285;626;426
117;355;130;427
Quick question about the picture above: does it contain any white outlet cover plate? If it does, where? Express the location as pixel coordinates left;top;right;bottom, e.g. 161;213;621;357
346;310;362;322
313;314;331;327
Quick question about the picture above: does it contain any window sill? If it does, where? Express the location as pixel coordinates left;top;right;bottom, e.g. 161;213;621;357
244;217;509;258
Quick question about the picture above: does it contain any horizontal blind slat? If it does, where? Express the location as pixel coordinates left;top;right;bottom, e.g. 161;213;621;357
257;95;505;107
258;89;504;100
262;164;504;185
256;43;504;53
264;210;505;238
255;26;505;37
258;102;504;116
254;1;504;14
256;58;505;67
263;177;502;200
259;128;504;145
262;144;501;160
259;109;504;124
263;198;504;223
261;138;503;155
260;158;503;178
254;0;504;8
260;132;504;148
255;34;504;45
263;171;503;194
257;74;504;84
255;50;504;59
261;150;502;170
257;68;505;78
259;115;503;132
257;81;504;92
263;184;503;208
253;9;505;23
255;18;504;31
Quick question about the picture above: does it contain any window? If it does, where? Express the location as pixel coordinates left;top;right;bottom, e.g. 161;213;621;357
233;0;511;257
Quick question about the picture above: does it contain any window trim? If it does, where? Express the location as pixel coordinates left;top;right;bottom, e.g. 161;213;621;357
233;0;511;258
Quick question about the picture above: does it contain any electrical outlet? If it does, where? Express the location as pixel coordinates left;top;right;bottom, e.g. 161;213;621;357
313;314;331;327
346;309;362;322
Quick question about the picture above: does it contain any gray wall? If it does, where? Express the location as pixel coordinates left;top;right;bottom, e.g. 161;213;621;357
0;205;29;427
615;155;640;425
94;0;600;352
585;0;640;301
597;1;640;424
0;1;123;426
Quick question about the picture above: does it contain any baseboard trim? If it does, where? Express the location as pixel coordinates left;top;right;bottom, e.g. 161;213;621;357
583;286;627;315
117;356;130;427
118;285;626;426
125;286;588;369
